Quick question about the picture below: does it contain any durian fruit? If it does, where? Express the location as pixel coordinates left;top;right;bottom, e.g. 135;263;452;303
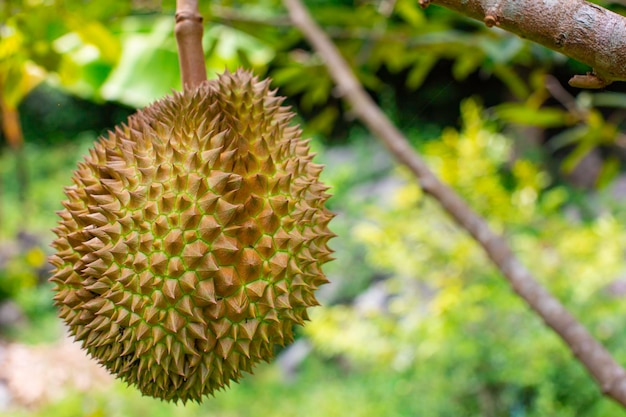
49;70;334;403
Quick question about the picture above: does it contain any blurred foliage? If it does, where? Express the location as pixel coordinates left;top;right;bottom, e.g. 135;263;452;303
3;353;548;417
0;246;41;301
3;0;626;416
306;99;626;416
5;0;626;165
0;133;96;236
3;97;626;416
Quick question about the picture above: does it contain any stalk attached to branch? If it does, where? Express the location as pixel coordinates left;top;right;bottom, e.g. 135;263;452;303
175;0;207;88
283;0;626;408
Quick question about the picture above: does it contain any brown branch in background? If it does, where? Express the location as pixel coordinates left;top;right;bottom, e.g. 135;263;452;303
175;0;207;89
0;88;24;150
424;0;626;86
0;81;28;228
207;7;406;41
210;5;292;27
544;75;588;121
282;0;626;408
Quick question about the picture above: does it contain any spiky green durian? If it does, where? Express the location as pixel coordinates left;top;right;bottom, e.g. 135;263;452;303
49;70;334;403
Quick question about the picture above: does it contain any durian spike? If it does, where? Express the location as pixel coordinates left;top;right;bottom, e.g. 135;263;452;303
175;0;207;88
50;70;335;403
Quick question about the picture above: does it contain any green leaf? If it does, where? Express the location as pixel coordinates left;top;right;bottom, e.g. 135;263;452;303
452;53;482;81
590;92;626;109
68;19;121;65
306;106;339;135
407;54;438;89
596;155;620;188
493;103;572;128
492;64;529;99
479;36;525;64
100;18;181;108
561;141;596;173
394;0;425;28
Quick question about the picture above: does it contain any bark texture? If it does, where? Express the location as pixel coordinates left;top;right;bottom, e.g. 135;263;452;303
427;0;626;83
283;0;626;408
175;0;207;88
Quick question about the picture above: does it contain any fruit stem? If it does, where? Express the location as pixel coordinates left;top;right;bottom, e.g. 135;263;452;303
175;0;207;89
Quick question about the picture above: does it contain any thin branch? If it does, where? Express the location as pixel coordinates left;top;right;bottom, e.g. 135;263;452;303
425;0;626;85
208;8;392;41
544;75;589;120
282;0;626;408
175;0;207;89
209;6;293;27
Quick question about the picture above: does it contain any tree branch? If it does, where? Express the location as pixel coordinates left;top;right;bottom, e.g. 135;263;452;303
175;0;207;89
282;0;626;408
209;5;293;27
425;0;626;86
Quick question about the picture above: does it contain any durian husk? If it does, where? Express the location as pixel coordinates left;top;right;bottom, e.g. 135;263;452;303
49;70;334;403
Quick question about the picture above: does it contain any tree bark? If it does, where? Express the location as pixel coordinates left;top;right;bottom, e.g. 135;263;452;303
175;0;207;89
283;0;626;408
425;0;626;86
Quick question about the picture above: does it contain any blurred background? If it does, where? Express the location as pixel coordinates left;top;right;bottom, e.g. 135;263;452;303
3;0;626;415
